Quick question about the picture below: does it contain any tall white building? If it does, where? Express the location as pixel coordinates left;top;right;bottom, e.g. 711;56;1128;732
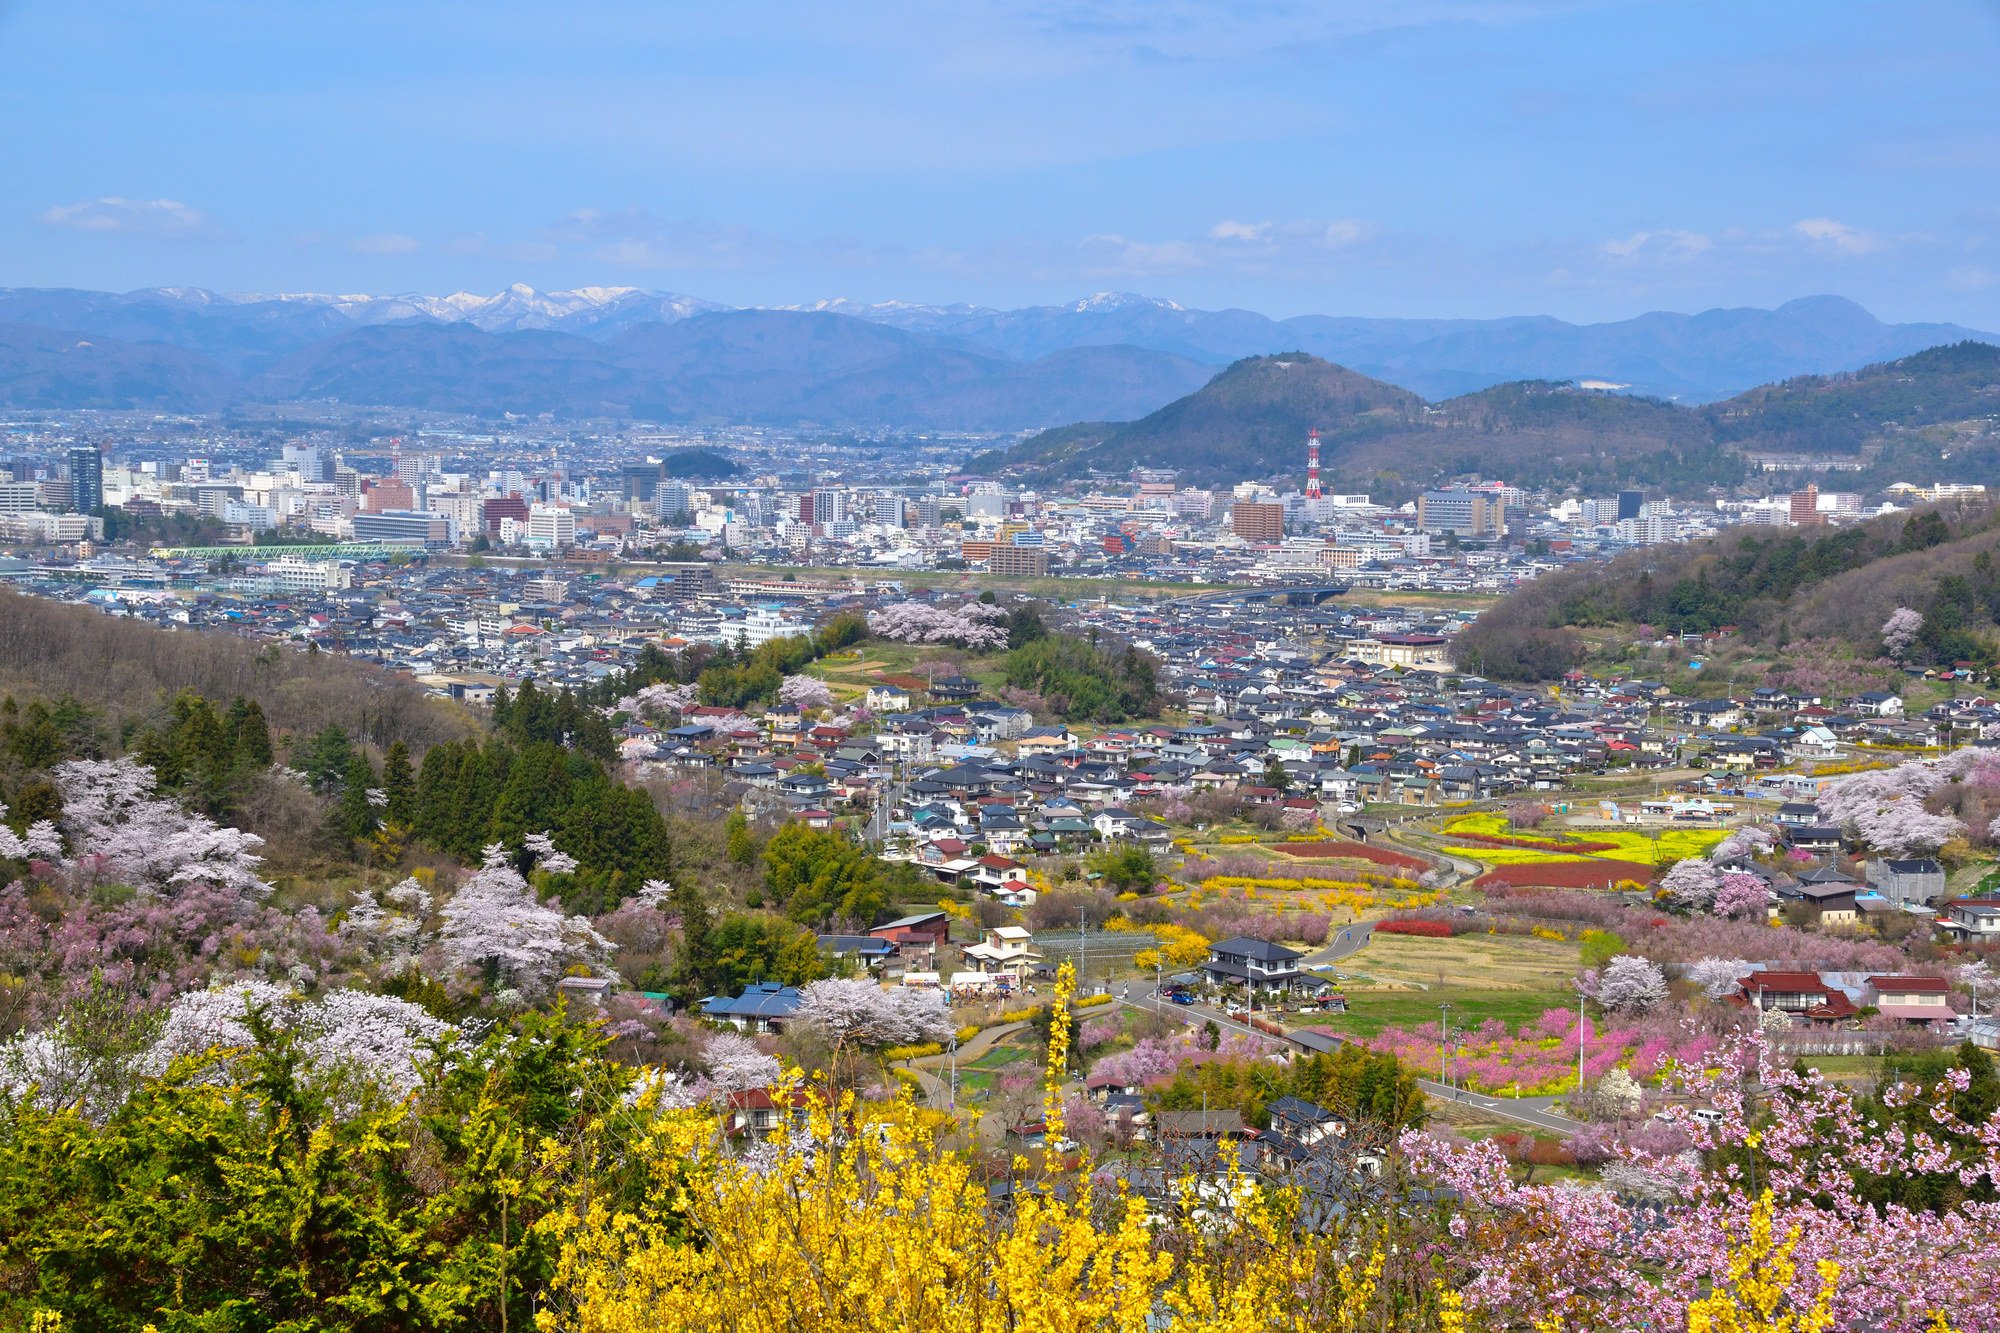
525;505;576;550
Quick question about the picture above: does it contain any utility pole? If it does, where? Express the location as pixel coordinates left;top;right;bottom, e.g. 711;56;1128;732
1578;985;1588;1094
1438;1003;1451;1089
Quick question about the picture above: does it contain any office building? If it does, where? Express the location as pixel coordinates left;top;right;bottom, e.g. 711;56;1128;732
1617;489;1645;521
622;463;663;503
525;505;577;550
352;510;452;548
67;447;103;516
1231;501;1285;543
1416;488;1506;538
1790;485;1823;527
811;488;847;525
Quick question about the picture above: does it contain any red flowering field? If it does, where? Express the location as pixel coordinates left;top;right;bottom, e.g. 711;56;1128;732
1472;860;1654;890
1374;919;1454;937
1273;841;1430;871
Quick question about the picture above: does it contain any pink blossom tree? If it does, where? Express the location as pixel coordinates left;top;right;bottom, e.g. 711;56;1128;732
867;601;1009;651
1880;606;1924;660
777;675;835;712
1712;872;1769;919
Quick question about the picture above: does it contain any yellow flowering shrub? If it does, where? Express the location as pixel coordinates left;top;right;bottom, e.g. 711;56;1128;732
1684;1191;1839;1333
538;961;1423;1333
1131;922;1210;972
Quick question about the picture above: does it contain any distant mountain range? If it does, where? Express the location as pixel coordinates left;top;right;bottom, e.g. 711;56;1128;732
0;283;1991;429
977;342;2000;493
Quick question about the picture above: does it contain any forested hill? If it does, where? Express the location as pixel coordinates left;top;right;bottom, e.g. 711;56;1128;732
1453;500;2000;681
975;341;2000;495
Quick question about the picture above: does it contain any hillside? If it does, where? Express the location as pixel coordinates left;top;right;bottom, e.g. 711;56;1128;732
0;587;476;751
1453;500;2000;681
979;343;2000;492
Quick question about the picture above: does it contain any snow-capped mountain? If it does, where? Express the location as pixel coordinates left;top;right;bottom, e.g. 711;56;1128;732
221;283;728;333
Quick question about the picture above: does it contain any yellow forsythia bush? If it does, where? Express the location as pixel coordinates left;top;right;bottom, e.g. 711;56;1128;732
883;1042;945;1062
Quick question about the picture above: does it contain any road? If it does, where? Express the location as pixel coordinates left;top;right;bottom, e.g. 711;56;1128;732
1299;921;1374;968
1115;982;1579;1137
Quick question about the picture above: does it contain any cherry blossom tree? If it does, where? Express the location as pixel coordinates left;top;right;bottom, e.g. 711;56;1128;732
867;601;1009;651
630;682;698;719
1586;955;1668;1013
1403;1029;2000;1330
796;978;953;1054
1711;872;1769;920
437;841;612;998
1708;825;1775;864
1881;606;1924;661
777;675;834;712
1657;858;1720;913
144;979;451;1096
1818;756;1966;856
1684;957;1751;999
0;802;62;863
342;876;432;971
51;757;270;896
699;1030;782;1093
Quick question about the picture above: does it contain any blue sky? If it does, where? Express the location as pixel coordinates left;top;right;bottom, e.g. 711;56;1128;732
2;0;1997;324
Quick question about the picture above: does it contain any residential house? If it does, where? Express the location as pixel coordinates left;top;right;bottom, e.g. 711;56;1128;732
702;983;805;1033
1864;857;1946;908
962;926;1041;982
1200;936;1329;997
1866;975;1954;1026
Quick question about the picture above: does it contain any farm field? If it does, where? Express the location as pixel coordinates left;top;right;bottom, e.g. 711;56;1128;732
1313;987;1568;1039
1340;930;1582;993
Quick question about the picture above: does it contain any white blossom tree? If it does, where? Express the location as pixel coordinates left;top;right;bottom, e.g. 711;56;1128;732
52;757;269;895
0;802;62;863
1684;958;1752;1000
145;979;451;1096
1708;826;1775;864
342;875;432;971
1657;859;1720;913
1590;955;1668;1013
699;1031;783;1093
797;978;953;1055
1881;607;1924;661
437;841;612;998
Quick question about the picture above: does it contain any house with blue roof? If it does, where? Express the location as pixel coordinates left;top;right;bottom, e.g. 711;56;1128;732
702;983;805;1033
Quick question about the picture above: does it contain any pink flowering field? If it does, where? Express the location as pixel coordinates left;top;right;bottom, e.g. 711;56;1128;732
1368;1006;1720;1095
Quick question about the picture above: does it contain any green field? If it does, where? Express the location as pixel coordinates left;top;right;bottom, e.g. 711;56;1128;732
1312;987;1569;1038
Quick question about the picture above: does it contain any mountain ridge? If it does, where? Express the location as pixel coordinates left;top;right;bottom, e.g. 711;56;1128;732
0;284;1992;428
977;342;2000;494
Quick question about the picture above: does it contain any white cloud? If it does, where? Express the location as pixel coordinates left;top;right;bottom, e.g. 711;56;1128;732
349;232;420;255
1601;228;1713;260
1792;217;1883;256
39;197;214;238
1210;219;1269;241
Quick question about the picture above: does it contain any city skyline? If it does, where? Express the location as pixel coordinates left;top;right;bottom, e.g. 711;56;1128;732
1;2;1997;325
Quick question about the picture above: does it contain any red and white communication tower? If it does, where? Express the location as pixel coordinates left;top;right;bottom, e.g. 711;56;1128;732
1305;428;1323;500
